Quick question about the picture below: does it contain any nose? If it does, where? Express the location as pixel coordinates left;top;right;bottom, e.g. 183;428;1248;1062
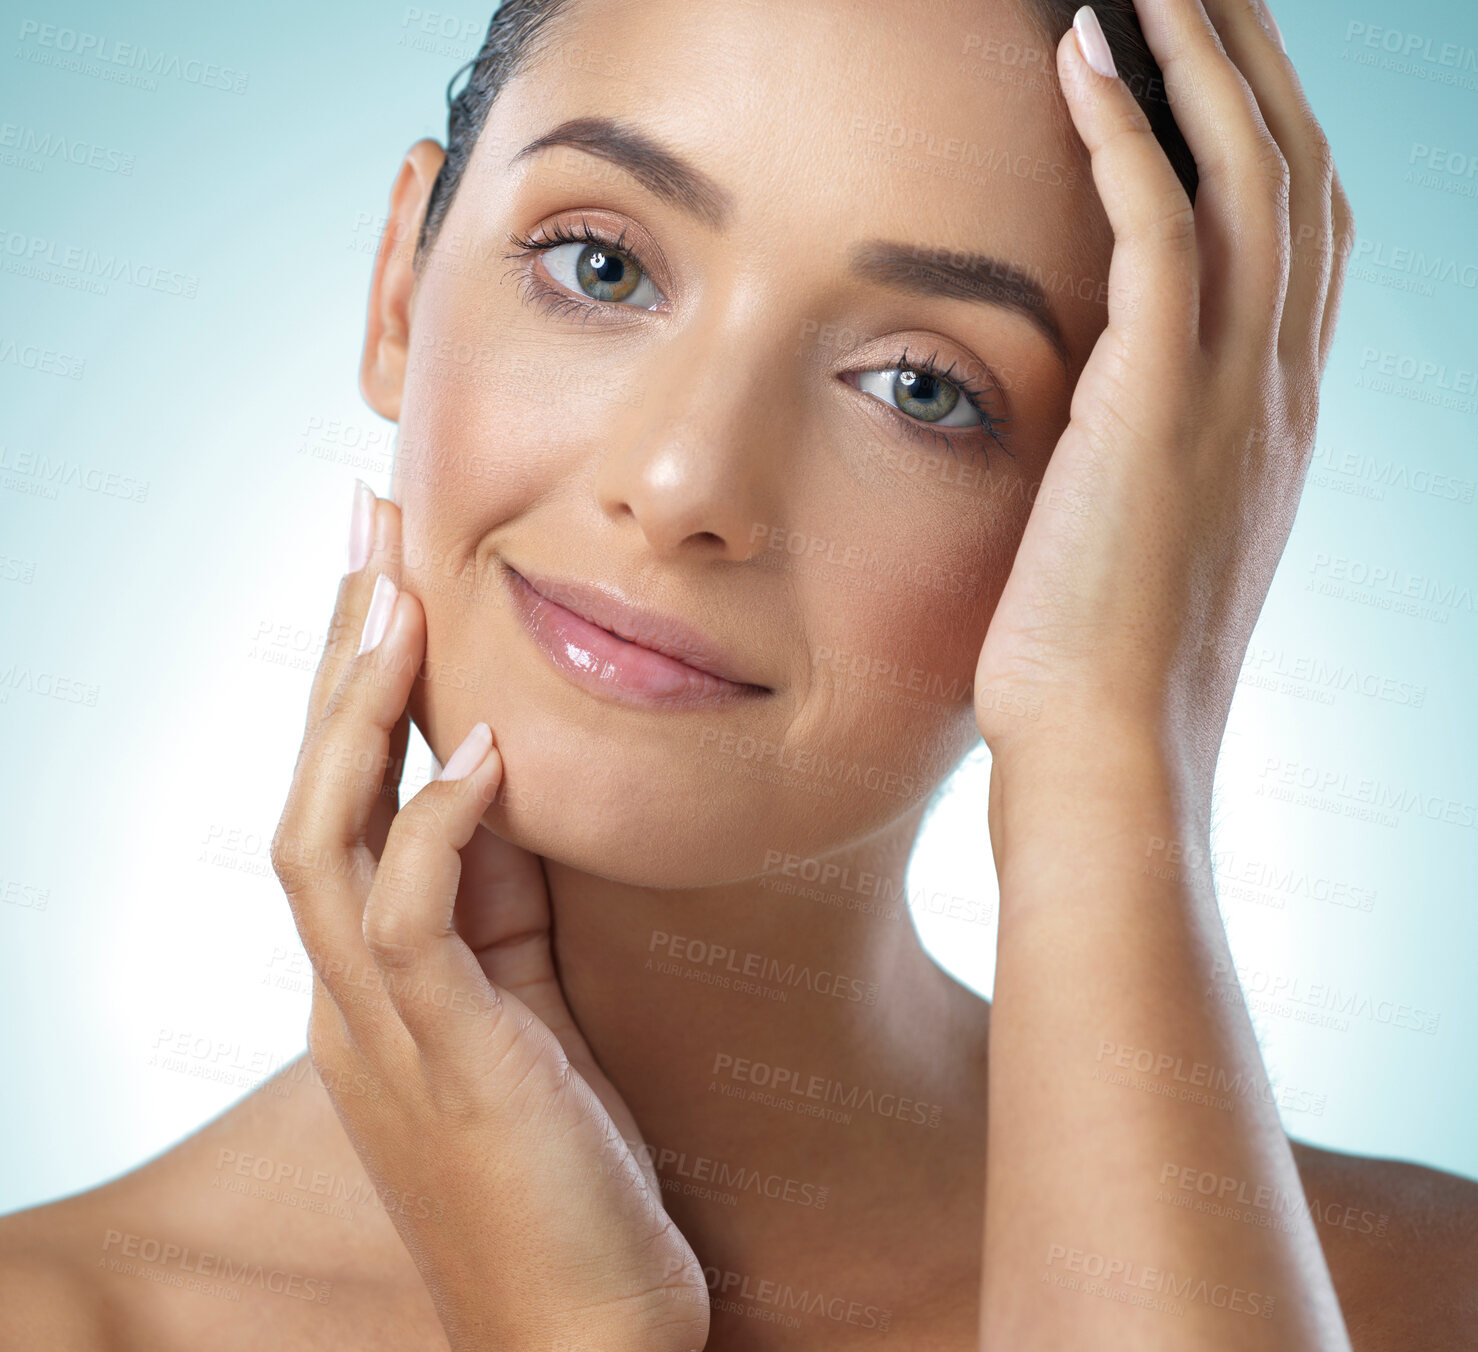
592;333;791;562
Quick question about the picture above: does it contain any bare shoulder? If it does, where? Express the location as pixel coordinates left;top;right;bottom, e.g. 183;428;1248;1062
0;1192;117;1351
1289;1136;1478;1350
0;1062;456;1352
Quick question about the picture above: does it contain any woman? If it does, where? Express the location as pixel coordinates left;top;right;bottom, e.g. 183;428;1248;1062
2;0;1474;1347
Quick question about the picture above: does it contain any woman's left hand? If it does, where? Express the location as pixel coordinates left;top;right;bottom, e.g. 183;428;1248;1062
975;9;1358;1346
972;0;1352;795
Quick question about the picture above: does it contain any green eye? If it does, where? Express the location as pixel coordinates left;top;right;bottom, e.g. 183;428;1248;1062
856;366;983;428
544;240;663;308
893;369;959;422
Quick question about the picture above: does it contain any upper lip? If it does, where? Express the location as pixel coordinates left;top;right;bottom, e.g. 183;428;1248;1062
504;561;772;691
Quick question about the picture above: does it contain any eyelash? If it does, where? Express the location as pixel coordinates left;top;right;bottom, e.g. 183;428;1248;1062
505;216;655;323
505;220;1014;463
875;345;1013;462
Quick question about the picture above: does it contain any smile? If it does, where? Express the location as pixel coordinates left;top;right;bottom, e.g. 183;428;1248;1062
500;561;772;710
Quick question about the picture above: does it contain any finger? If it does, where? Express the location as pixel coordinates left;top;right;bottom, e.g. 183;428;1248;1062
304;976;396;1116
351;502;413;853
1058;15;1199;386
361;723;521;1070
273;562;423;1029
1318;167;1354;373
367;707;412;860
294;492;412;867
302;482;394;741
1199;0;1336;364
306;977;356;1083
1126;0;1292;349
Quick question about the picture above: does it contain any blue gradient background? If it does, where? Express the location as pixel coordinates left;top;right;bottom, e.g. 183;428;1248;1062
1;0;1474;1214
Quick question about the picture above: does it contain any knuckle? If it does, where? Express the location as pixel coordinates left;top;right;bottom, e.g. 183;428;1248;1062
315;675;362;735
389;797;450;854
272;809;341;889
1143;193;1198;254
329;574;360;636
1329;215;1355;276
1332;181;1356;254
1113;97;1155;140
362;907;422;971
1255;137;1292;206
270;818;314;896
1306;129;1336;187
1101;109;1155;168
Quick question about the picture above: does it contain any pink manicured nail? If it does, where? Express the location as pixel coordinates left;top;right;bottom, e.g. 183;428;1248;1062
347;479;375;573
1261;0;1286;52
358;574;398;655
1073;5;1118;79
439;722;493;781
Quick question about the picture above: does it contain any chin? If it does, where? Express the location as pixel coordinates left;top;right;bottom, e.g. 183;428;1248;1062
464;705;827;888
441;693;970;891
409;592;980;888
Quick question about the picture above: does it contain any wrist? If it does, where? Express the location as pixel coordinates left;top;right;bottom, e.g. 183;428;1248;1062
986;702;1214;811
986;721;1214;897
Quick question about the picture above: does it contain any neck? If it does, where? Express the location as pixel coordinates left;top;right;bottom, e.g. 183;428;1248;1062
224;803;990;1305
542;803;991;1255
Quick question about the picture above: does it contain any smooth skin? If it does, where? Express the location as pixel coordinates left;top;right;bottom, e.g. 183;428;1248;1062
3;0;1477;1348
273;510;711;1351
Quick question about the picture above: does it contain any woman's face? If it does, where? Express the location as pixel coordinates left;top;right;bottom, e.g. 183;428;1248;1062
378;0;1113;887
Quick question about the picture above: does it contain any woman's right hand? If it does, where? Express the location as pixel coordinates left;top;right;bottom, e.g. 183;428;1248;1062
270;485;709;1352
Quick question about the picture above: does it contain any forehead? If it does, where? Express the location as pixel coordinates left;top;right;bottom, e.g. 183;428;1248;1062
475;0;1111;355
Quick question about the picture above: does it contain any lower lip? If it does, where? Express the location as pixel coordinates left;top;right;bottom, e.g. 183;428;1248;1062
502;565;766;710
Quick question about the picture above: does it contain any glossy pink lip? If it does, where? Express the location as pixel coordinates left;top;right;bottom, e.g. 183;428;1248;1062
500;561;771;709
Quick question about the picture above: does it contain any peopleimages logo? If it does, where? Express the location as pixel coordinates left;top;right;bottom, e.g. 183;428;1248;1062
648;930;878;1004
0;336;84;379
703;1267;891;1331
1344;22;1478;72
100;1230;331;1303
1044;1243;1275;1319
627;1141;830;1210
0;226;198;298
16;20;250;94
0;121;136;175
711;1051;944;1128
697;727;923;801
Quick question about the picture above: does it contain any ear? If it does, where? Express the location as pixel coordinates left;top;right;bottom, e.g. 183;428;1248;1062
361;138;447;422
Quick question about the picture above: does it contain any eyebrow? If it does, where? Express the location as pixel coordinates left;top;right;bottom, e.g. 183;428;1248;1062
510;116;734;232
848;241;1070;372
511;117;1070;371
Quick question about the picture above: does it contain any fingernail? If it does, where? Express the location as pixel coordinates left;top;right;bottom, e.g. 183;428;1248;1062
1261;1;1286;52
439;722;493;781
347;479;375;574
358;574;398;655
1073;5;1117;79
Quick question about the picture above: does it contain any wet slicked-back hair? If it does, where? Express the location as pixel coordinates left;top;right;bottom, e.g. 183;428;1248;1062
414;0;1198;269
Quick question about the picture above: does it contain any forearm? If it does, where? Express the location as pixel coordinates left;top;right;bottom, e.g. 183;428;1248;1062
979;727;1351;1350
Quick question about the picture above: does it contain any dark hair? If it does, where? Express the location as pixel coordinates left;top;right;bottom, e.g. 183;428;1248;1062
415;0;1198;269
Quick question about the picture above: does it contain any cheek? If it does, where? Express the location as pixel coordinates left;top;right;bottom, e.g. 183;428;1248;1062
797;426;1036;694
781;499;1013;793
392;325;588;531
392;312;630;751
394;254;654;510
